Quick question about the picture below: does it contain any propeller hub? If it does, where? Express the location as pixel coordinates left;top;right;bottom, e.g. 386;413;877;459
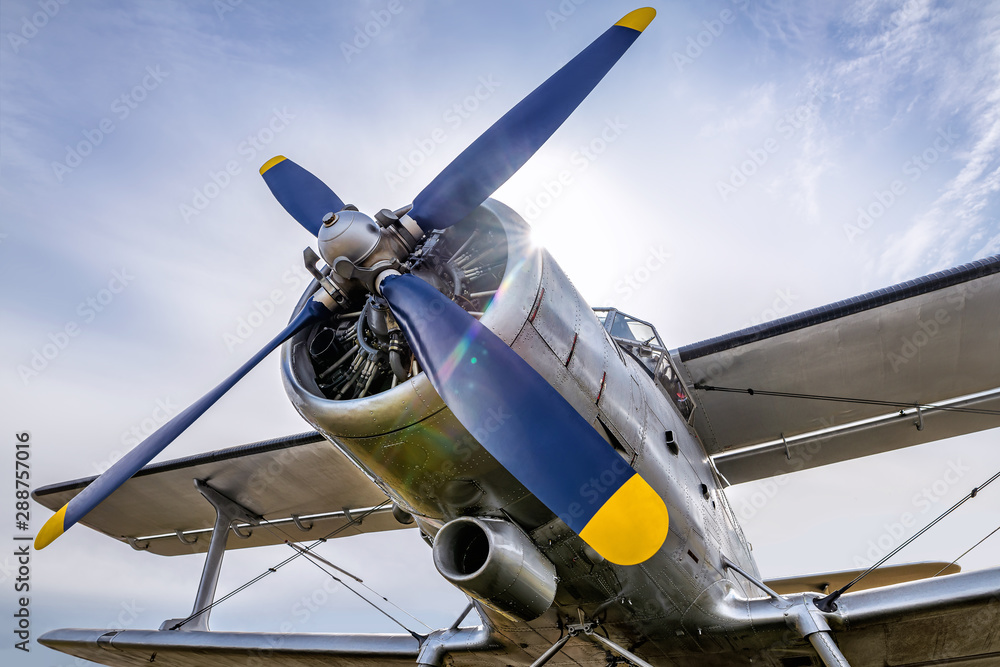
317;209;382;267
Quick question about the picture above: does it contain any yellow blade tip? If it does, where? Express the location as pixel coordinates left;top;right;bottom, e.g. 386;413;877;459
259;155;287;175
579;473;668;566
616;7;656;33
35;505;68;550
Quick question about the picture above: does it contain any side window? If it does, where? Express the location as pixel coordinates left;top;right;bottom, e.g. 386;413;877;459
655;355;694;421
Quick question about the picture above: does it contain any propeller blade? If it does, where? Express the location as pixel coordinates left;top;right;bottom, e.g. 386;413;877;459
35;298;331;550
409;7;655;232
260;156;346;236
380;273;668;565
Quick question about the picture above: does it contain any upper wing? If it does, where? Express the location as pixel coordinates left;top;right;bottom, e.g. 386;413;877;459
32;432;410;556
673;255;1000;484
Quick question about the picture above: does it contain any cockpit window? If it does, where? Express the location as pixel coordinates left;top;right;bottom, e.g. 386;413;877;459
593;308;695;422
606;312;657;344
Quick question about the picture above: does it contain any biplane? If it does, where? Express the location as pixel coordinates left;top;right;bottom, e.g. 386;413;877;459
32;8;1000;666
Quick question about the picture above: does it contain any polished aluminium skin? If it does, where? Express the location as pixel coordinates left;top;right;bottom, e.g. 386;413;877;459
282;199;858;664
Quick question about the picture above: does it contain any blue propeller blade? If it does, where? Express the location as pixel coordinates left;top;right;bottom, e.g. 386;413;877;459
260;156;346;236
36;298;331;549
409;8;655;232
380;273;668;565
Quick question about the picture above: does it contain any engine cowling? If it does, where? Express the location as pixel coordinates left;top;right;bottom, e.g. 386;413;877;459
432;516;557;622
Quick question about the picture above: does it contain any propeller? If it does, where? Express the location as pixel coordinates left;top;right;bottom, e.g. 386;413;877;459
409;7;655;232
260;156;346;236
257;7;656;234
380;273;668;566
386;8;665;563
34;298;332;549
36;8;663;564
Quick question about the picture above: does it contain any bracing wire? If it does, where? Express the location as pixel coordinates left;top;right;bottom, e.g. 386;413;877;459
169;501;391;630
251;511;433;632
284;541;433;631
814;469;1000;612
291;545;424;639
696;384;1000;417
932;524;1000;577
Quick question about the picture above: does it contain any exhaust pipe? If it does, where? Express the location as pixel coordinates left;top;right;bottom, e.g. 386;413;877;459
433;517;557;622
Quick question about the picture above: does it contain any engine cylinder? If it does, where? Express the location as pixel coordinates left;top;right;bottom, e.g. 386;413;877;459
432;517;557;622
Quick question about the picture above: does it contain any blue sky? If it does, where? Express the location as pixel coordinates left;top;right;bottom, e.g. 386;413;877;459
2;1;999;665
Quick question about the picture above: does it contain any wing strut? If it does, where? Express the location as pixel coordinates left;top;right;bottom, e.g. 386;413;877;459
160;494;393;633
162;480;262;632
721;557;853;667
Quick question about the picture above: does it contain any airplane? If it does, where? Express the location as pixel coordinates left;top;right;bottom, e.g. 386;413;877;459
29;7;1000;667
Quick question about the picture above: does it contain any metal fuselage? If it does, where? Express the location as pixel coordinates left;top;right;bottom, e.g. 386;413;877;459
282;200;767;656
